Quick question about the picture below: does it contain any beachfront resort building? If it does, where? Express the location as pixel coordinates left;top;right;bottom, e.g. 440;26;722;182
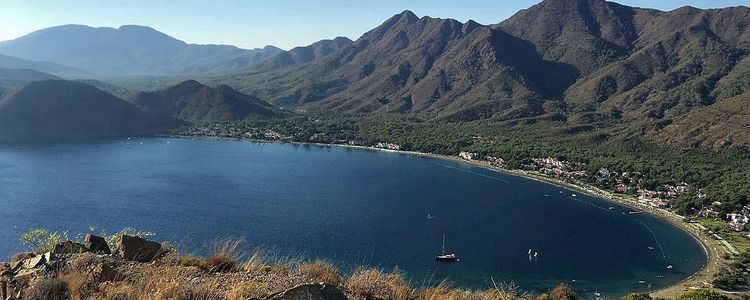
459;151;479;160
727;213;750;231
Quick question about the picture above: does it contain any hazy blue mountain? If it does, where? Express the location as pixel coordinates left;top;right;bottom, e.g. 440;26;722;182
0;80;184;142
0;54;87;76
255;37;353;71
0;68;59;91
0;25;283;75
132;80;279;122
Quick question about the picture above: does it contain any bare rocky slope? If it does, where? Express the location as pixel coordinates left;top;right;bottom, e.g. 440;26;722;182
203;0;750;148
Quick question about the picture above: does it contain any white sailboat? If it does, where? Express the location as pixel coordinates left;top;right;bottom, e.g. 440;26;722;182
435;234;458;261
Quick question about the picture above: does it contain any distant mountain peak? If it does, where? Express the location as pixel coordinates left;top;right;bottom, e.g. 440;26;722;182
332;36;353;43
175;79;203;88
670;6;702;14
262;45;282;51
133;81;278;122
398;10;419;21
117;24;159;31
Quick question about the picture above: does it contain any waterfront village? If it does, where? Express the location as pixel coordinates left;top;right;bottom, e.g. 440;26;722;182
180;123;750;260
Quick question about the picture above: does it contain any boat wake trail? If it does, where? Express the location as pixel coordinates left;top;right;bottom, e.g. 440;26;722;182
570;197;609;212
432;163;510;183
636;219;666;258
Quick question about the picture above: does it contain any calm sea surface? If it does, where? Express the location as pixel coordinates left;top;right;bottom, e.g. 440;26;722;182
0;138;706;297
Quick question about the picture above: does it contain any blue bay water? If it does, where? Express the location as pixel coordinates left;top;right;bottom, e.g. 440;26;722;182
0;138;706;297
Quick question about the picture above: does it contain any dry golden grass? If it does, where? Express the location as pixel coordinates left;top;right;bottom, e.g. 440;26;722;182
293;260;344;285
25;276;70;300
9;243;566;300
346;268;415;300
417;281;529;300
227;280;272;300
206;238;243;273
240;249;292;278
549;284;577;300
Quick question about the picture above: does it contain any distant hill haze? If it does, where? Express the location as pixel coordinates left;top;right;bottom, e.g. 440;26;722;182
0;68;59;91
0;25;284;75
0;54;88;77
132;80;280;122
253;37;353;71
0;80;184;142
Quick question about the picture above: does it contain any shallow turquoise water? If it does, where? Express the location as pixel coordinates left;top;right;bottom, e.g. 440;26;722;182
0;138;706;297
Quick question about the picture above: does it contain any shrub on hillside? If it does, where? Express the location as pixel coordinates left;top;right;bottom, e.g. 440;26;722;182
176;255;208;270
293;260;344;285
206;238;243;273
549;284;577;300
20;229;68;253
25;276;70;300
621;293;652;300
346;268;414;300
676;289;729;300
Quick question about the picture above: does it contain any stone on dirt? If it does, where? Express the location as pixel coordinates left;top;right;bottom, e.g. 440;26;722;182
84;234;111;254
116;235;162;262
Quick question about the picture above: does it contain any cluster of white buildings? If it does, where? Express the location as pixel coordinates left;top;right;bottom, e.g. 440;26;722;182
727;213;750;231
485;156;505;167
263;130;283;139
529;157;587;178
635;182;694;208
374;142;401;150
637;189;669;208
458;151;479;160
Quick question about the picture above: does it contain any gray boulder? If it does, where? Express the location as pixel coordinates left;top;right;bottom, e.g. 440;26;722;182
84;234;111;254
51;241;88;255
116;235;161;262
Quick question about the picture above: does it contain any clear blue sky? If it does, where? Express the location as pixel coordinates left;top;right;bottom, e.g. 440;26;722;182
0;0;747;50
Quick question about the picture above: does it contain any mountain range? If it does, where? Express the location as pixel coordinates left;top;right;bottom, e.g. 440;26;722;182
216;1;750;120
0;77;280;142
0;25;285;75
0;0;749;147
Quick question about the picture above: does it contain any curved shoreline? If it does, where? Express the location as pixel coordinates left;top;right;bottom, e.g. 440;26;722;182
177;136;719;297
304;141;719;297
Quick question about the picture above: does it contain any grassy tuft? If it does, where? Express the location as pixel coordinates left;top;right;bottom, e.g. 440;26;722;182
346;268;414;300
227;280;271;300
293;260;344;285
176;255;208;270
549;284;577;300
25;276;70;300
205;238;243;273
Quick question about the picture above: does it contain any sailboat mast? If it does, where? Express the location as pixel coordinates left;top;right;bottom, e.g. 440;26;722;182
442;234;446;255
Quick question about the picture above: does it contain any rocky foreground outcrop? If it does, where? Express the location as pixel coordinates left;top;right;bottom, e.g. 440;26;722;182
0;235;349;300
